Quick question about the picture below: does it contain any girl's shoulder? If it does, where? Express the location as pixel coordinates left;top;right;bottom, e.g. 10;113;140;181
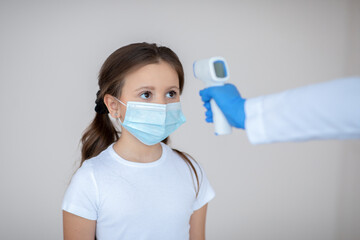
77;144;115;174
163;143;204;176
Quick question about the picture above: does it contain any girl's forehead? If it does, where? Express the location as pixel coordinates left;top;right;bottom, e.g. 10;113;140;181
123;62;179;89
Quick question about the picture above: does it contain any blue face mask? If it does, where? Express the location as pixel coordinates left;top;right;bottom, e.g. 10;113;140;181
116;99;186;145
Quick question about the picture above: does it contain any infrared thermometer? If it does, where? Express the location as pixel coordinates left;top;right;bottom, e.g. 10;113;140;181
193;57;232;135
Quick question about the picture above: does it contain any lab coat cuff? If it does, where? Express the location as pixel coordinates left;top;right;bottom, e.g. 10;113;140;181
245;96;267;144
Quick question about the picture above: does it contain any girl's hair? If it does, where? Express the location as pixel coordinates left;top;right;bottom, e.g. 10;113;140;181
81;42;200;195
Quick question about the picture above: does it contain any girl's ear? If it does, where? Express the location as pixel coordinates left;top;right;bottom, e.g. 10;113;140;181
104;94;121;118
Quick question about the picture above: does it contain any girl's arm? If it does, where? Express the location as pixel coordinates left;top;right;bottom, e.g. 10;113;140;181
63;211;96;240
189;203;208;240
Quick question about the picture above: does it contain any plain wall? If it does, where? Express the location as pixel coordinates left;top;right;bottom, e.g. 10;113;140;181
0;0;359;239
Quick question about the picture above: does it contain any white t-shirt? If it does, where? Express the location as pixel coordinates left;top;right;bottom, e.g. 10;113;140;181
62;142;215;240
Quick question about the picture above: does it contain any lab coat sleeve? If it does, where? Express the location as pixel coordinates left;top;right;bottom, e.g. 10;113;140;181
244;77;360;144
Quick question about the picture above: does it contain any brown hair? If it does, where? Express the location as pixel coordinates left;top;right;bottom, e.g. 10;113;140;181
81;42;200;195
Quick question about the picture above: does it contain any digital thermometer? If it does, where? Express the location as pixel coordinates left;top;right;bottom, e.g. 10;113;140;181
193;57;232;135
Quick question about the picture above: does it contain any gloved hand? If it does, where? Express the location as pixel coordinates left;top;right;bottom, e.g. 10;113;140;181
199;83;246;129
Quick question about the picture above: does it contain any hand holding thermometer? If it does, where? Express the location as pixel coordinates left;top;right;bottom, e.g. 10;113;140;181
193;57;232;135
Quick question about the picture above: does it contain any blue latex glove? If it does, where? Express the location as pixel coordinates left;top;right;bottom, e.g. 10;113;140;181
199;83;246;129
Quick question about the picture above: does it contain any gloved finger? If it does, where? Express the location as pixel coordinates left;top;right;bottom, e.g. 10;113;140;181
203;102;211;111
205;109;213;118
199;88;213;102
206;116;213;123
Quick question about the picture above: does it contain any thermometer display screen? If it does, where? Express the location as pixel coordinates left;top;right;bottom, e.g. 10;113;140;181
213;61;226;78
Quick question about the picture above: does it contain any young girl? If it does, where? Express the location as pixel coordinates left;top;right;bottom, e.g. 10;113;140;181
62;43;215;240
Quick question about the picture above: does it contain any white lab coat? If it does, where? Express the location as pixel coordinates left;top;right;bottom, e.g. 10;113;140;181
245;77;360;144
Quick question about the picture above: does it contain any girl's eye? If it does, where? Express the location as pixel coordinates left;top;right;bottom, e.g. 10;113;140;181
166;90;177;98
140;91;152;99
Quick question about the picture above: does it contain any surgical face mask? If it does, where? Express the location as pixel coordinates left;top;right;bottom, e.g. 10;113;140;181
115;98;186;145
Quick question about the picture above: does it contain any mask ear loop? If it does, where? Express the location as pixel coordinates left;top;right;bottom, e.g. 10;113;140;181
114;97;127;125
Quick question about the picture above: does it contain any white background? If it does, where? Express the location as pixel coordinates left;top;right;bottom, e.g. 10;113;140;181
0;0;359;239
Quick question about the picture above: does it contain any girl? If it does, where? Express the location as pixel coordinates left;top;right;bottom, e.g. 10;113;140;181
62;43;215;240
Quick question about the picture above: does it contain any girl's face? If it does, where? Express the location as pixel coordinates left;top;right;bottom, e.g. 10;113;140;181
118;60;180;120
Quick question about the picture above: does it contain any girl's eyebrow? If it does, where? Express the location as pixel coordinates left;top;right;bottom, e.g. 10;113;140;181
134;86;179;91
134;86;155;92
166;86;180;91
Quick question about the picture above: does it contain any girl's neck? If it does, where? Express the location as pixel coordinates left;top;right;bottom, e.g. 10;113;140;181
113;131;162;163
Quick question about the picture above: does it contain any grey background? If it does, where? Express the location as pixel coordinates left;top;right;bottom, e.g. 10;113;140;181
0;0;359;239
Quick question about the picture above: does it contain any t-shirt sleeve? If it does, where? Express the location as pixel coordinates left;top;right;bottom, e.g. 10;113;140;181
192;162;215;211
62;161;99;220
